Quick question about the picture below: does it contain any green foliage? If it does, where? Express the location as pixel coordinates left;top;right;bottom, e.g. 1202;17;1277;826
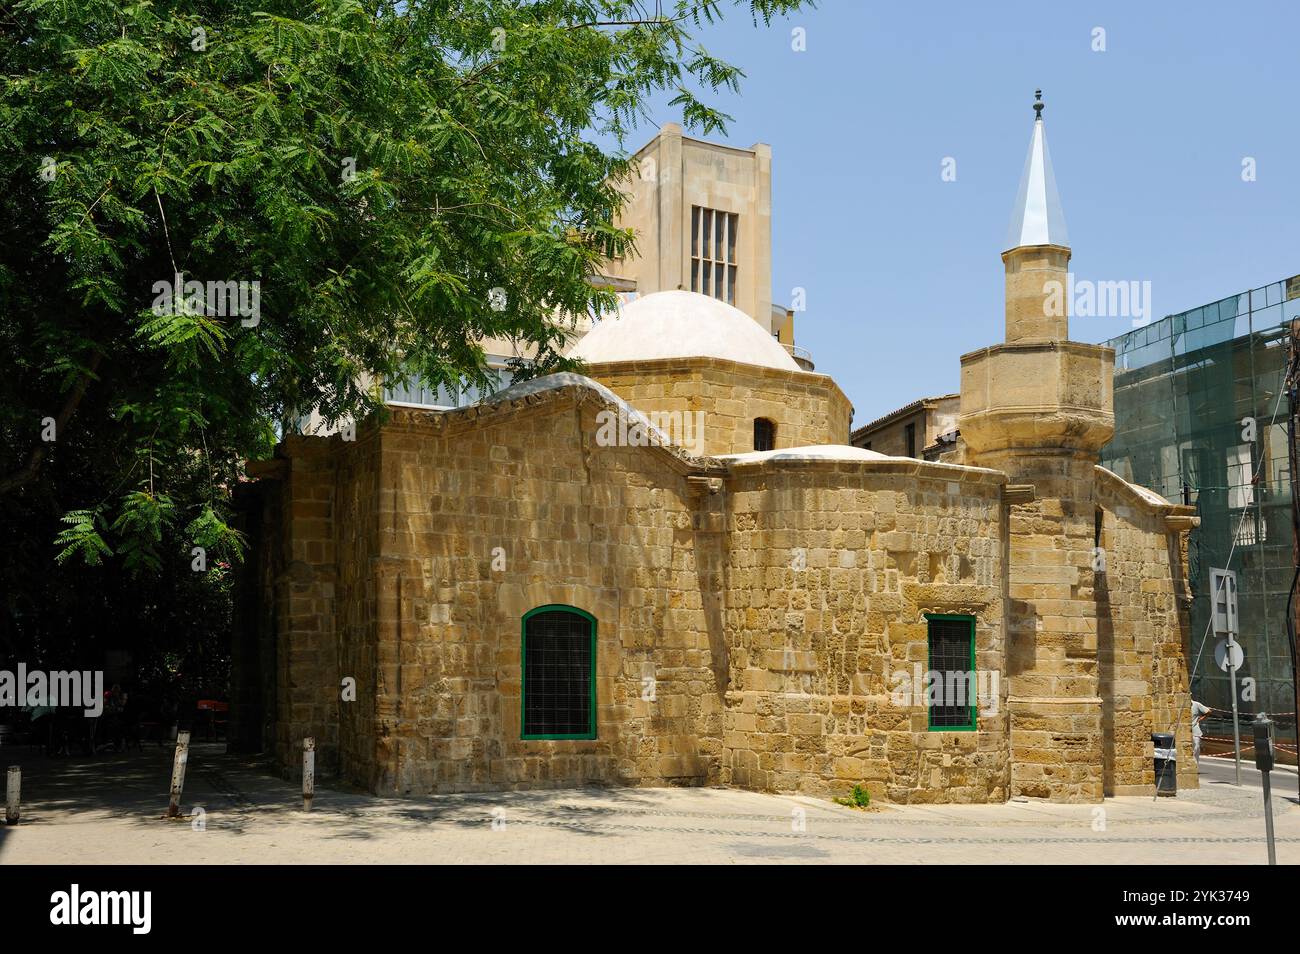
0;0;809;680
53;508;113;566
186;504;247;565
834;784;871;809
110;490;178;574
2;0;810;574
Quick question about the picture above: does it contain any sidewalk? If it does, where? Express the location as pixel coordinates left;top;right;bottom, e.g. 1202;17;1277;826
1;745;1296;864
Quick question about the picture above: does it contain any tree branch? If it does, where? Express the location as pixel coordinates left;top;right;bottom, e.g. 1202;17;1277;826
0;352;104;496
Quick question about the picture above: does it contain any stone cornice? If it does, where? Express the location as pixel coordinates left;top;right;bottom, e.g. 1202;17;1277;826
581;354;853;412
1095;465;1199;529
959;338;1115;365
253;372;1008;490
722;453;1006;486
383;373;728;479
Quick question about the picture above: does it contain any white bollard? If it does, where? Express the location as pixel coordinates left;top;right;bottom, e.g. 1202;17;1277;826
5;766;19;825
166;730;191;818
302;738;315;812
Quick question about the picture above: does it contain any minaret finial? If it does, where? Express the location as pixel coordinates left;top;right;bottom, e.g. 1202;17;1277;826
1006;89;1068;251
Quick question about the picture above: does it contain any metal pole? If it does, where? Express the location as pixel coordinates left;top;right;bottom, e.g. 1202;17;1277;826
1255;713;1277;865
1285;320;1300;801
1261;765;1277;865
1227;629;1242;784
166;730;190;818
5;766;19;825
302;737;315;811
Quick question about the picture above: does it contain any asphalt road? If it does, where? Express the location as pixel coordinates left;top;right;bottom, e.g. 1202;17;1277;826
1197;754;1300;800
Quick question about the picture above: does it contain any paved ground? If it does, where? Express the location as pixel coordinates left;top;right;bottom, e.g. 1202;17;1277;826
1198;753;1299;789
1;746;1297;864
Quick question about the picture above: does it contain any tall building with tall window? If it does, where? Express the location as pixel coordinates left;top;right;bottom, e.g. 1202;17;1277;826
605;122;781;338
1099;275;1300;732
345;123;807;426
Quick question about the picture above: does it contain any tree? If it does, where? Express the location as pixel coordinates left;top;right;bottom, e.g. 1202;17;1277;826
0;0;807;663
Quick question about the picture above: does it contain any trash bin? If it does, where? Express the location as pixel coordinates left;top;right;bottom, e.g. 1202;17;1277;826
1152;731;1177;796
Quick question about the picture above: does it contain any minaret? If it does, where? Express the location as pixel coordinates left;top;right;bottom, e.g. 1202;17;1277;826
959;92;1115;803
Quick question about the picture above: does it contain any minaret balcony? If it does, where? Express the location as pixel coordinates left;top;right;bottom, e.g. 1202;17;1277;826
958;339;1115;456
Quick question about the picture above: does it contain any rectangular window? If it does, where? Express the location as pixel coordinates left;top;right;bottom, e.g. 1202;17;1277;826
905;422;917;458
384;375;454;408
690;206;738;304
522;607;596;739
926;614;977;731
384;364;515;409
1227;443;1253;509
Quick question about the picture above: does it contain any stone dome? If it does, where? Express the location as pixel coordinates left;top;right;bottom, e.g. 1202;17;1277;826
568;290;802;372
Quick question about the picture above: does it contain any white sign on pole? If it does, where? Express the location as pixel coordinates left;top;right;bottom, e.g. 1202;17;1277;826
1215;638;1245;672
1209;567;1238;635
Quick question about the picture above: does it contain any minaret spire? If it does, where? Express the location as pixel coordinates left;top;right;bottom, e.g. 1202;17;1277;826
1006;89;1068;252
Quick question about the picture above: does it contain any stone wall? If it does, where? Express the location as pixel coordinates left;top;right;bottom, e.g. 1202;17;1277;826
989;452;1107;802
254;384;1012;801
272;438;343;776
332;427;384;790
244;375;1198;805
720;458;1009;802
1095;468;1198;793
586;356;852;456
362;389;727;794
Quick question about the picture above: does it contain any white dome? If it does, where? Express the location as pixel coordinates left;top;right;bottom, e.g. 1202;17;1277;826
568;290;801;372
717;444;891;465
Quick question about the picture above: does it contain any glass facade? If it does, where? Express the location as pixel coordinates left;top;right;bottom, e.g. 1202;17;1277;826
1100;276;1300;743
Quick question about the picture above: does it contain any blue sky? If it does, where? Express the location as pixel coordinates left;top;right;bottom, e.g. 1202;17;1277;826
614;1;1300;425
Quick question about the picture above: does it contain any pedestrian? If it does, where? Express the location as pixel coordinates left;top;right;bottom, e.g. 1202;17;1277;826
1191;699;1211;761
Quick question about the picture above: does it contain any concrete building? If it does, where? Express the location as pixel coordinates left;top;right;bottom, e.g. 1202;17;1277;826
609;124;773;327
597;122;809;367
851;394;960;461
234;95;1198;804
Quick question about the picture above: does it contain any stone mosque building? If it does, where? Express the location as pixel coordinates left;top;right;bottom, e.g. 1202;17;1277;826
233;99;1199;804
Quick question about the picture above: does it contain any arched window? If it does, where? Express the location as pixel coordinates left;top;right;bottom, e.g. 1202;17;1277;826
521;605;597;739
754;417;776;452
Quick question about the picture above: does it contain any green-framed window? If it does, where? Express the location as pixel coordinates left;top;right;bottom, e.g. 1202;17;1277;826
925;613;977;731
521;605;597;740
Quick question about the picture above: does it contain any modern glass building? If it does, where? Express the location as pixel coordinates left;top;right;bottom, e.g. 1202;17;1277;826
1100;274;1300;742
